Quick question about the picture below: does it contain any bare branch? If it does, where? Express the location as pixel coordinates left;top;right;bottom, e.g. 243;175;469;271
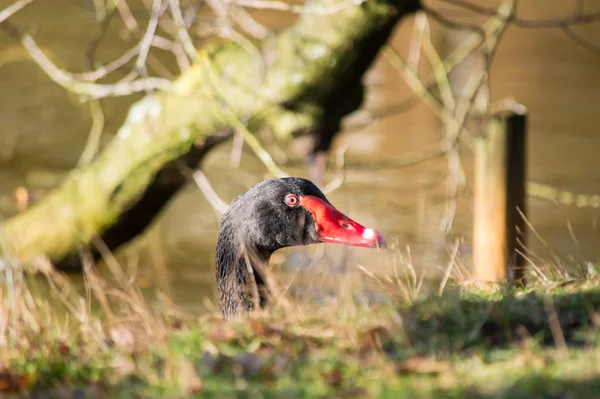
439;69;487;233
418;12;455;109
344;96;423;133
21;34;170;98
434;0;506;18
439;237;460;296
437;0;515;234
383;47;444;114
191;170;230;216
115;0;140;34
84;5;117;68
407;11;427;70
383;44;475;153
89;0;107;21
383;0;513;135
198;52;288;178
322;139;351;194
73;46;140;82
230;132;244;168
422;2;484;33
229;0;369;15
0;0;35;25
169;0;201;63
136;0;163;75
206;0;229;24
300;140;447;171
77;36;179;83
436;0;600;28
231;6;271;39
77;99;105;167
229;115;288;178
561;25;600;58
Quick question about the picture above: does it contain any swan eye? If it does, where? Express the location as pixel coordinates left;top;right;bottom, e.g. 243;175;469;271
284;193;299;207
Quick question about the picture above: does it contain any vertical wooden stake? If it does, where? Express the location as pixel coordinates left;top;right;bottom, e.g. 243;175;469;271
505;111;528;283
474;116;508;282
473;106;528;283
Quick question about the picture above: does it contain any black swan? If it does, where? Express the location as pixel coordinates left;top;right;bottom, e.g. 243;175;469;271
215;177;385;320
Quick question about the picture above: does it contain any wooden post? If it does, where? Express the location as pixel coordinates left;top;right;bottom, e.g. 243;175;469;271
505;110;528;283
473;106;528;283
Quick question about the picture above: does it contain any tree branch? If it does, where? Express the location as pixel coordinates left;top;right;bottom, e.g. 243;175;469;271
437;0;600;27
0;0;35;25
3;0;420;267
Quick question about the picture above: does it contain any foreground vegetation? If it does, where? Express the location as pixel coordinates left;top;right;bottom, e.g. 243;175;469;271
1;256;600;398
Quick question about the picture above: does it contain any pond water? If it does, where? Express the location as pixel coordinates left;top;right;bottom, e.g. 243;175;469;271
1;0;599;312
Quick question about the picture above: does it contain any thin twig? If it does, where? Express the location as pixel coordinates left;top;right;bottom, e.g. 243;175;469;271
283;141;448;171
439;70;487;233
231;6;270;39
229;0;369;15
348;2;509;135
21;34;170;97
439;0;600;27
228;115;288;178
77;99;105;166
84;5;117;68
439;238;459;295
344;96;423;133
422;3;483;33
198;52;288;178
322;139;351;194
229;132;244;168
90;0;107;21
73;46;140;81
191;170;230;216
0;0;35;25
383;45;477;147
438;0;508;73
561;25;600;58
383;47;444;114
419;13;455;109
136;0;163;75
382;45;474;209
407;11;427;70
169;0;201;63
259;128;288;165
440;1;514;233
419;12;466;235
115;0;140;34
172;42;192;72
221;26;266;78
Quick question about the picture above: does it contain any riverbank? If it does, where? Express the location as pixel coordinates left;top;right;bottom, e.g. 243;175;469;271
1;262;600;398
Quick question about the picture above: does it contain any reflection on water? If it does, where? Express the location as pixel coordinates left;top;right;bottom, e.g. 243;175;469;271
1;0;599;312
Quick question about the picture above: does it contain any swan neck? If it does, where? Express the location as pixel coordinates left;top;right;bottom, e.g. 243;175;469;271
215;225;271;320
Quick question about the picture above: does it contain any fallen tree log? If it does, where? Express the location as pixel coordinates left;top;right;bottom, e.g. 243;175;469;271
2;0;420;268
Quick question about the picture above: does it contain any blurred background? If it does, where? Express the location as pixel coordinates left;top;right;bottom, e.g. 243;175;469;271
1;0;599;311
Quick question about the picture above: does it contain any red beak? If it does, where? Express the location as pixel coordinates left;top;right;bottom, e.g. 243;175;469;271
299;195;386;248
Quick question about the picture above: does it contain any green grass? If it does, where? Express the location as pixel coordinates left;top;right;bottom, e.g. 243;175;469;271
1;262;600;398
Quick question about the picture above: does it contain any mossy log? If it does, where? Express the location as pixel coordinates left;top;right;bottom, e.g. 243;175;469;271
3;0;420;267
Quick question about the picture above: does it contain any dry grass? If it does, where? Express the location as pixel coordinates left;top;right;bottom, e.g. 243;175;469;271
0;243;599;397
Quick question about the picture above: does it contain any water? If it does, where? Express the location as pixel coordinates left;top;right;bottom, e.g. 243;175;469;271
1;0;599;312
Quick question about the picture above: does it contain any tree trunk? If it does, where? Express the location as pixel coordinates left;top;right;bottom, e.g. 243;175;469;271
3;0;420;268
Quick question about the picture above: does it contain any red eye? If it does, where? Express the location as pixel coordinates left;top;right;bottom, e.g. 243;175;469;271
285;193;299;207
